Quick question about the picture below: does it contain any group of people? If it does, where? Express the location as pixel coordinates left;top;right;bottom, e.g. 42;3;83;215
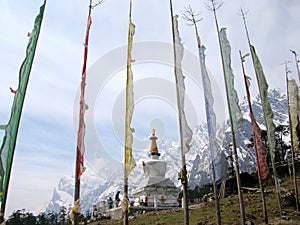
107;192;152;208
107;191;121;209
137;195;148;206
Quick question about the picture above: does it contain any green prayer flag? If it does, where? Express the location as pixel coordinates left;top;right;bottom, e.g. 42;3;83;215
219;28;243;131
250;45;276;163
288;79;299;152
0;0;46;204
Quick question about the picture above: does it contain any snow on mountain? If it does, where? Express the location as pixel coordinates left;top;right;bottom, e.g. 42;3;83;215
46;176;73;212
46;171;107;213
46;89;289;213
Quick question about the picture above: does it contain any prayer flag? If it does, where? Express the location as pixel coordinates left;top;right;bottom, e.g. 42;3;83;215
0;0;46;203
124;19;136;178
76;12;92;180
288;79;299;152
173;15;193;155
219;28;243;131
250;45;277;164
245;76;269;180
199;45;228;184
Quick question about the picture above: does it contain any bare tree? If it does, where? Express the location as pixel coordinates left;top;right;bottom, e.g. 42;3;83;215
205;0;223;13
182;5;203;47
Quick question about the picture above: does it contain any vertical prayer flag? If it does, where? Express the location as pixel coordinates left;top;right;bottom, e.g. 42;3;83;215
124;18;136;178
252;119;270;180
288;80;299;153
199;45;228;184
250;45;277;163
0;0;46;204
244;76;269;180
173;15;193;155
76;12;92;181
212;152;228;185
219;28;243;131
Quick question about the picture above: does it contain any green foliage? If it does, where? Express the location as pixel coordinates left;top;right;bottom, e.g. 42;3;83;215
7;210;36;225
6;206;75;225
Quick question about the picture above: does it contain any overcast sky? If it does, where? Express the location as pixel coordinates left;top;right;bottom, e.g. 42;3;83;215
0;0;299;216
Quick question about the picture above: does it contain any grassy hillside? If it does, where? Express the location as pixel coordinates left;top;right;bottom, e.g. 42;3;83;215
90;177;300;225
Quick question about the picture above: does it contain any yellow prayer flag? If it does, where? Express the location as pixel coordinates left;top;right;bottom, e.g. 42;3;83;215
124;19;136;178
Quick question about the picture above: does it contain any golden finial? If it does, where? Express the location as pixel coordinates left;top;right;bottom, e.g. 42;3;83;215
152;128;156;136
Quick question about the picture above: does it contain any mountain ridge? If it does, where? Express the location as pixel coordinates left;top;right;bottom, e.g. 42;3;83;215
45;88;289;214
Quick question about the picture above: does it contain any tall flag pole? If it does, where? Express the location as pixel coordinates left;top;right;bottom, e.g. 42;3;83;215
0;1;46;222
71;1;93;224
169;1;193;224
199;44;223;225
182;6;225;224
239;51;269;224
240;9;282;217
123;0;136;224
206;1;245;224
284;61;299;211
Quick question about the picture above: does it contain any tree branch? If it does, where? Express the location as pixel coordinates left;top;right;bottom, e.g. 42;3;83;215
91;0;104;9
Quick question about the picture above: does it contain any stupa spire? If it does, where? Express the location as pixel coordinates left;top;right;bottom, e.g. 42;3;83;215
149;129;160;158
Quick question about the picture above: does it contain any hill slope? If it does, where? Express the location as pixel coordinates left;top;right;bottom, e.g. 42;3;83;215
89;177;300;225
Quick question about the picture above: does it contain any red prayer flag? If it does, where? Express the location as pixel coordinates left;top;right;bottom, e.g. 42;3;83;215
245;76;269;180
76;14;92;180
251;115;270;180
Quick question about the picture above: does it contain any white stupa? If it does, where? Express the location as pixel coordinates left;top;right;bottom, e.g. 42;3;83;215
132;129;179;207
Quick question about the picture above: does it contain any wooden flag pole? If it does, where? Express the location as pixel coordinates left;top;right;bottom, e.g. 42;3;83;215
169;1;189;224
240;9;282;218
182;6;222;225
124;1;133;224
123;0;130;221
240;50;268;224
207;1;246;224
283;61;299;212
73;0;100;224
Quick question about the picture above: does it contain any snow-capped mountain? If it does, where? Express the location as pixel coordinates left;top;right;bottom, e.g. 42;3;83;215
46;89;289;213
